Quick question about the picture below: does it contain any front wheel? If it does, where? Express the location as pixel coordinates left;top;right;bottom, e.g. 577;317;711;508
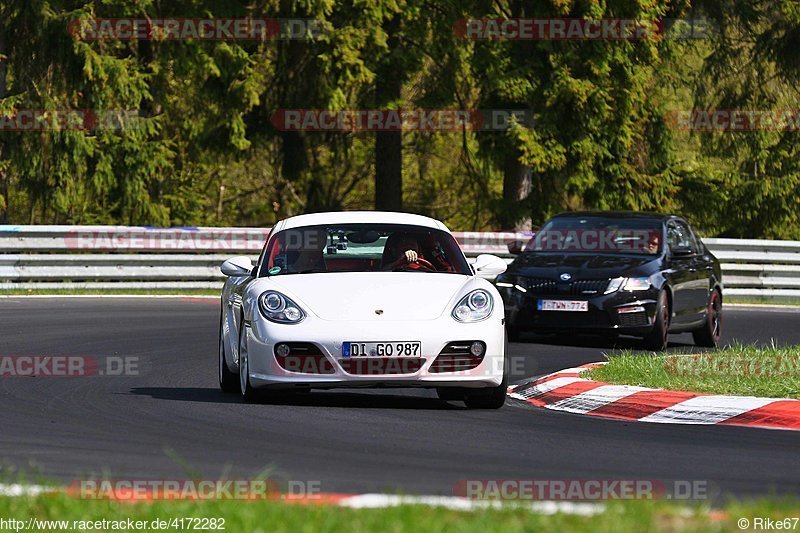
643;290;669;351
464;336;508;409
693;289;722;347
238;321;259;403
219;311;238;393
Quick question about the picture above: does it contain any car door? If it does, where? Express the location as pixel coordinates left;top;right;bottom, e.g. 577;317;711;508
690;228;718;313
665;220;696;325
675;220;710;319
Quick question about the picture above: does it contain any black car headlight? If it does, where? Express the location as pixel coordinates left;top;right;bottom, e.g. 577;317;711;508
452;289;494;322
605;276;653;294
258;291;306;324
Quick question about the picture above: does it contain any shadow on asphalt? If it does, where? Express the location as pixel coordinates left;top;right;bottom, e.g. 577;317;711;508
128;387;467;410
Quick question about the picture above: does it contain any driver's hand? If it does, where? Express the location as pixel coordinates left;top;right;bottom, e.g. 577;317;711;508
404;250;418;263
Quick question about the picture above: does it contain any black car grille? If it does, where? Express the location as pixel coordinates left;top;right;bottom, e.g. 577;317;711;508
569;279;609;295
525;278;558;294
618;312;649;327
523;278;609;296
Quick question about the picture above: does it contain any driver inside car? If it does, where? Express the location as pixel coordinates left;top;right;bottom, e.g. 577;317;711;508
382;234;430;271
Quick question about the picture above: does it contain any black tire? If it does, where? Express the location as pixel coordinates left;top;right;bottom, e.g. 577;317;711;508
643;290;669;351
218;311;238;393
436;387;465;401
693;289;722;348
238;319;259;403
506;325;522;343
464;335;508;409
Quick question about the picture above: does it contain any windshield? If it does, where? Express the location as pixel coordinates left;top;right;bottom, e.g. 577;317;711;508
259;224;471;276
528;216;663;255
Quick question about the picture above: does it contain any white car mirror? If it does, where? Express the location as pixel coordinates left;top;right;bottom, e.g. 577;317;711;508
472;254;508;277
221;256;254;277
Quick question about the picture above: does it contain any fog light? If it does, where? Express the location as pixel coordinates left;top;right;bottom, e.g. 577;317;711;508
275;343;291;357
470;341;486;357
617;305;646;314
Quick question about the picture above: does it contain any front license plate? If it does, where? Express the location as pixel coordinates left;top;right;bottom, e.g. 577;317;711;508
537;300;589;312
342;341;421;358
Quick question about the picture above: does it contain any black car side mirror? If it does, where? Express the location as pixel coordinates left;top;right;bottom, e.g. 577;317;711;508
671;246;694;257
507;240;524;255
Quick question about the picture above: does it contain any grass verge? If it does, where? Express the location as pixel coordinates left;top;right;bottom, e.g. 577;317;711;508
586;344;800;399
1;492;799;532
726;297;800;307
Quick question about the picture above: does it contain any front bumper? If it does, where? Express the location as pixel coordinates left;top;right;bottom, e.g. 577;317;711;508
243;313;505;390
501;285;660;336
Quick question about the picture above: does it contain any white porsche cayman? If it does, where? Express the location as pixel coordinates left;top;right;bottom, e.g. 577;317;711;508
218;211;509;408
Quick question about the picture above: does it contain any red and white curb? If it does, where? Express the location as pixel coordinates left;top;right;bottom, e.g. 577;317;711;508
508;363;800;431
0;484;601;516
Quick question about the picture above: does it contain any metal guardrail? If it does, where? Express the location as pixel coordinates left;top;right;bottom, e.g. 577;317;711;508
0;226;798;301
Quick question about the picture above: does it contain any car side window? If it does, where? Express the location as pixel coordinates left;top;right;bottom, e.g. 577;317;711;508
667;221;697;253
676;221;699;253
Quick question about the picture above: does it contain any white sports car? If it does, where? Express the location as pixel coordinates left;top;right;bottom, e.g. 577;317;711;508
218;211;509;408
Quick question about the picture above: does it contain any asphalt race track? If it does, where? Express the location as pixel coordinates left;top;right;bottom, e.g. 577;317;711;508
1;298;799;499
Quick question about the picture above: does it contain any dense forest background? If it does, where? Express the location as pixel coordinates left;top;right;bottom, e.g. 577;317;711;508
0;1;798;238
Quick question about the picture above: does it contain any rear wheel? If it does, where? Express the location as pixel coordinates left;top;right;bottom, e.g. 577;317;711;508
238;321;259;403
218;311;238;393
693;289;722;347
643;290;669;351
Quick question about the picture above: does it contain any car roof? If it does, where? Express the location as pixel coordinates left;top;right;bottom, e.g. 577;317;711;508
551;210;675;221
277;211;450;232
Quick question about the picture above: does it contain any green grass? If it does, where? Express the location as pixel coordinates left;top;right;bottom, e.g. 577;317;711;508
0;288;219;296
726;297;800;307
586;344;800;399
2;491;800;532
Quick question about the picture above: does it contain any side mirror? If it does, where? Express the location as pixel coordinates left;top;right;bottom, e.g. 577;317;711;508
507;240;524;255
671;246;694;257
472;254;508;278
221;256;254;277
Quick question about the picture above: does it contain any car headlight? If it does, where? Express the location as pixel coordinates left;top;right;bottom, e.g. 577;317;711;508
605;276;652;294
452;289;494;322
622;277;652;291
258;291;306;324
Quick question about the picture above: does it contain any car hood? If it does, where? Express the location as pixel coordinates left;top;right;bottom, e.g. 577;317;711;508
508;253;659;279
263;272;472;321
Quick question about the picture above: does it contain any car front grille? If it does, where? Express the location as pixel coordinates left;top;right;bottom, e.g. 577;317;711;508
429;341;484;373
338;357;424;375
569;279;609;295
525;278;558;294
523;277;609;296
274;343;335;374
618;312;649;327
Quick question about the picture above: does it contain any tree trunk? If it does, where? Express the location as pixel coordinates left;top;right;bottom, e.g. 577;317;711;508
500;150;532;230
497;0;534;231
374;16;402;212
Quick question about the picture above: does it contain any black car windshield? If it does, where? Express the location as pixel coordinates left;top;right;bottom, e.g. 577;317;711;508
259;224;471;276
528;216;662;255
